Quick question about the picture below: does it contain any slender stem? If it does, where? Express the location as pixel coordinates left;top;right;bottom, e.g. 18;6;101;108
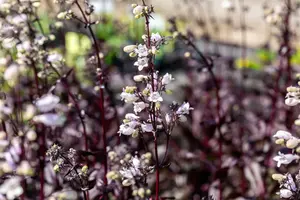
264;1;292;199
51;67;89;151
154;137;160;200
31;61;45;200
180;34;223;200
142;3;160;198
208;68;223;200
60;154;88;200
159;135;170;166
74;2;107;199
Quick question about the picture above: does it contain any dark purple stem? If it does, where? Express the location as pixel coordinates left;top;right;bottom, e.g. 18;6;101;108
74;2;107;199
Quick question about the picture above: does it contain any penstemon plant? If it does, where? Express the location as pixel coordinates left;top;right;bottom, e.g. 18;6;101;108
272;86;300;199
119;1;193;199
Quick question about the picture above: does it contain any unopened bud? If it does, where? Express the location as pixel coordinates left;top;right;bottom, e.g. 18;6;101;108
123;45;137;53
53;164;60;172
275;138;285;145
81;165;88;174
184;52;191;58
272;173;285;182
286;138;299;149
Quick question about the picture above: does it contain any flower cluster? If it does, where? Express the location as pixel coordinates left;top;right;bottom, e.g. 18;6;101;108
119;37;193;137
285;86;300;106
273;88;300;198
47;144;89;190
118;2;193;199
106;145;153;199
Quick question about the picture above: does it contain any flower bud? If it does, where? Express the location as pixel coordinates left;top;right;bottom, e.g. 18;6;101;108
286;138;299;149
184;52;191;58
285;98;299;106
53;164;60;172
275;138;285;145
57;12;67;19
135;14;142;19
106;171;116;179
138;188;145;198
133;75;147;82
295;119;300;126
133;5;144;16
32;1;40;7
124;153;131;161
146;189;151;196
287;86;298;93
123;45;137;53
272;173;285;182
144;152;152;160
155;102;161;109
108;151;116;160
132;130;139;138
165;89;173;95
142;88;150;96
132;190;138;196
129;52;137;57
26;130;37;141
125;86;137;94
279;189;293;198
122;179;134;186
173;31;179;38
81;165;88;174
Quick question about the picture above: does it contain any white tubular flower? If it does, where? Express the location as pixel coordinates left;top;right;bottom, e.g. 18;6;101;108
133;5;144;16
279;189;293;198
286;137;299;149
26;130;37;141
119;113;141;136
151;46;158;55
284;174;297;192
134;57;149;71
285;98;299;106
132;156;141;168
125;113;140;120
273;130;292;140
178;115;187;122
4;64;20;86
120;92;139;103
272;173;286;182
148;92;163;102
162;73;174;85
118;124;137;136
135;44;148;57
16;161;34;176
141;123;153;132
123;45;137;53
47;53;63;63
151;33;162;44
133;102;147;113
176;102;193;115
0;177;23;199
133;75;147;82
273;152;300;167
122;179;135;187
23;104;36;120
0;100;12;116
33;113;66;127
165;114;171;125
35;94;60;112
